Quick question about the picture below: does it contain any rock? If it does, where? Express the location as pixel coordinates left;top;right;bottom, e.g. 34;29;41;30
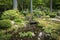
32;33;35;37
11;21;15;25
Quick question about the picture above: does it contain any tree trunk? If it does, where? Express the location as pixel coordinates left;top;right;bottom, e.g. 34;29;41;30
50;0;52;12
30;0;33;14
13;0;18;10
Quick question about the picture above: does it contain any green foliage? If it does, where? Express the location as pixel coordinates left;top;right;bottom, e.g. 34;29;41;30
42;22;60;39
49;12;57;18
14;18;27;28
0;32;12;40
33;9;46;18
33;18;50;28
57;10;60;16
0;0;12;10
0;0;60;10
19;32;35;38
0;20;11;29
34;17;60;33
40;7;51;15
1;10;20;20
33;8;57;18
43;26;52;33
14;19;24;23
43;25;58;39
19;32;28;38
27;32;35;37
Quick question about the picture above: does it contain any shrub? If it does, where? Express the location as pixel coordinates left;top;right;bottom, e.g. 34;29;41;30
14;18;25;23
19;32;35;38
49;14;56;18
27;32;35;37
42;23;60;40
21;9;29;16
14;18;27;28
1;10;20;20
57;10;60;16
33;18;49;28
33;10;46;18
0;32;12;40
19;32;28;38
49;12;57;18
0;20;12;29
14;19;24;23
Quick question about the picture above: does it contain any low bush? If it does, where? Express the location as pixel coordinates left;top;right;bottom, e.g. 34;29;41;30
1;10;20;20
35;18;60;39
0;20;12;29
0;32;12;40
33;9;46;18
33;8;57;18
14;19;24;23
19;32;35;38
14;18;27;27
48;12;57;18
57;10;60;16
33;18;49;28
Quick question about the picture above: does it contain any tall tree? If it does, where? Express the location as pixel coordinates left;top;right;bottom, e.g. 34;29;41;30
30;0;33;13
13;0;18;10
50;0;52;12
